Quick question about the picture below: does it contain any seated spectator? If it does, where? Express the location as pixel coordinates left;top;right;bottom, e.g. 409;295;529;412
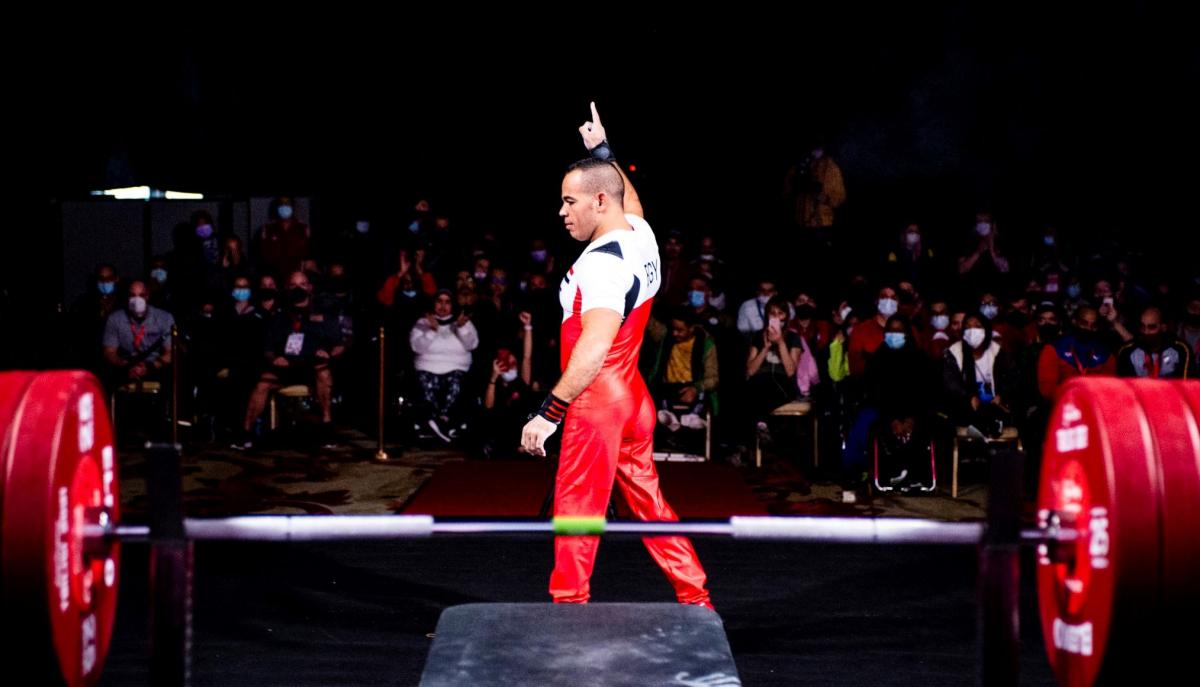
233;271;344;450
942;313;1015;437
684;274;733;334
859;315;936;488
736;279;780;340
409;289;479;443
788;293;831;353
71;263;123;369
1038;306;1117;401
744;297;803;444
1117;307;1191;379
848;285;897;376
101;280;175;391
921;298;953;359
646;308;719;431
256;274;281;318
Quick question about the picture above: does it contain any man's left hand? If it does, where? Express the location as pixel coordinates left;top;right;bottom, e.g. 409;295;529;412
521;415;559;457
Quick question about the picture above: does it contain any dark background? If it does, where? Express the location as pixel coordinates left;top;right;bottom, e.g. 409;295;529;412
9;6;1199;316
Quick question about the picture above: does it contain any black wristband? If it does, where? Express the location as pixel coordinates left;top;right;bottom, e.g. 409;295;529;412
589;140;615;161
537;393;570;424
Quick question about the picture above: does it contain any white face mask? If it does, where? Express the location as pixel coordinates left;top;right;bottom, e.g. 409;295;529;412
905;231;920;247
931;314;950;330
128;296;147;316
839;305;853;322
500;368;518;383
355;221;370;234
963;327;986;348
975;222;992;237
877;298;899;317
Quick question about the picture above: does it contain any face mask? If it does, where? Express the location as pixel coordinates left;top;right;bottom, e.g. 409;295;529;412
195;223;214;239
289;286;308;305
408;219;421;233
980;304;1000;320
963;327;986;349
931;314;950;330
905;231;920;247
232;288;251;302
877;298;899;317
884;332;907;350
150;268;168;283
698;253;715;262
277;205;294;220
401;289;418;298
500;368;519;383
98;281;116;296
259;288;278;302
128;296;147;316
1037;324;1059;341
688;290;707;308
530;250;547;263
1066;284;1081;299
795;304;817;321
518;281;528;292
474;271;488;281
355;221;370;234
1044;282;1060;294
756;294;771;305
839;306;853;322
975;222;992;237
1044;236;1055;247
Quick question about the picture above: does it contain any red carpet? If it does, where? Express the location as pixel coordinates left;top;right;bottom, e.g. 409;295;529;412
400;460;766;518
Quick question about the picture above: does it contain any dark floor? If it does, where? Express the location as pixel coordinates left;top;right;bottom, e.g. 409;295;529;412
99;535;1057;686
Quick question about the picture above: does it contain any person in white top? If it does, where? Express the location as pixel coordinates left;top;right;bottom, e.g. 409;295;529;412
409;289;479;441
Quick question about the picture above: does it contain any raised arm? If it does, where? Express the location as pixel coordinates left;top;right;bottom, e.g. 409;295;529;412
579;101;643;218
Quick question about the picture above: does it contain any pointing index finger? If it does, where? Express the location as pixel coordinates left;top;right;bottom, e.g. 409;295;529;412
590;101;602;126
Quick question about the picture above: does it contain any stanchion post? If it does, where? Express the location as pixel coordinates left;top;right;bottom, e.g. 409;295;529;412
170;324;179;446
375;326;388;461
147;442;192;687
979;447;1022;687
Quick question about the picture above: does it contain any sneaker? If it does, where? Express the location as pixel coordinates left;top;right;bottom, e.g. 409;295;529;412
427;418;453;443
680;413;707;430
230;430;253;451
657;409;682;432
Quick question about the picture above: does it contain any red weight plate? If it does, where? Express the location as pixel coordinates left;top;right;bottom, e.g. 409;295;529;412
0;372;38;559
1037;377;1161;687
1;372;119;687
1153;380;1200;663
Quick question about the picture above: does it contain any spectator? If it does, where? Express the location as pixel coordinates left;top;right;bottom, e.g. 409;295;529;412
646;308;719;431
101;280;175;391
942;313;1015;437
256;196;311;282
1038;306;1116;401
409;289;479;443
1117;307;1191;379
479;312;536;459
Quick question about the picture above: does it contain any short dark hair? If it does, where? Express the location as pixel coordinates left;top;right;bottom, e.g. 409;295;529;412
565;158;625;203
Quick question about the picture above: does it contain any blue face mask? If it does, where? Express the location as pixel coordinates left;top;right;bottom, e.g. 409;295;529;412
195;223;214;239
277;205;294;220
531;250;548;263
688;290;706;308
884;332;907;350
401;290;418;298
150;268;168;283
97;281;116;296
1066;284;1082;299
980;304;1000;320
232;288;251;302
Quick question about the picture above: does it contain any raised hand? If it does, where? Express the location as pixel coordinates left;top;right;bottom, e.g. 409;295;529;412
579;101;608;150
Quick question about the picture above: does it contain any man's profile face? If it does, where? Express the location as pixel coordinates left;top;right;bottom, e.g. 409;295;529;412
560;170;600;242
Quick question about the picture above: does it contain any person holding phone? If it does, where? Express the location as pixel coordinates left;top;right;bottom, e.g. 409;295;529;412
745;296;804;445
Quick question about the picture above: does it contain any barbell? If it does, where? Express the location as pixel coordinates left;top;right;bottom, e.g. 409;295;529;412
1;371;1197;686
